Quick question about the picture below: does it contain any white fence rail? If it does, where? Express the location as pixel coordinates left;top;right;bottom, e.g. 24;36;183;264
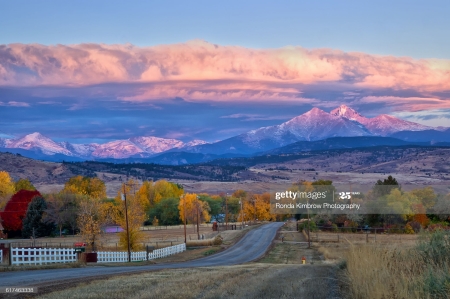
11;248;77;265
148;243;186;260
97;243;186;263
97;251;128;263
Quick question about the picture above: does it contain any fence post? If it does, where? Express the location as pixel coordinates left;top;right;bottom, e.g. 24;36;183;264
366;233;369;243
374;229;377;242
337;234;340;243
8;244;11;266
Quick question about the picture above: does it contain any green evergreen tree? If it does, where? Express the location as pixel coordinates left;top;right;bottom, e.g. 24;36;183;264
374;175;400;197
22;196;54;238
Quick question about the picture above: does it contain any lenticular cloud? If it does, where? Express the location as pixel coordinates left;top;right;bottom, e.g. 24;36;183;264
0;40;449;100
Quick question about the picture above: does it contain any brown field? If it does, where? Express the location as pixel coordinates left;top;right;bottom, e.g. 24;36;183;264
35;263;339;299
23;220;446;299
11;224;221;250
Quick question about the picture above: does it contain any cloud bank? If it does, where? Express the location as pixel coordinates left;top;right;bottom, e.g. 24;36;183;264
0;40;449;108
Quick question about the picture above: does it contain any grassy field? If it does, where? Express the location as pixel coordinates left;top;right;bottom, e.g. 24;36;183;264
16;221;449;299
342;230;450;299
36;264;339;299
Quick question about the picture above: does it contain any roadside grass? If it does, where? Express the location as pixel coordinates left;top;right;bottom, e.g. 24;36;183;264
0;261;85;272
0;224;263;272
258;242;322;264
154;246;223;263
203;249;218;256
36;264;337;299
343;230;450;299
186;235;223;247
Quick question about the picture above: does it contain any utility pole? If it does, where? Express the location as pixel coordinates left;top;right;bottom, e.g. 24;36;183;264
122;184;131;263
225;193;229;230
252;196;256;225
307;204;311;249
239;198;244;229
196;198;200;240
181;195;187;244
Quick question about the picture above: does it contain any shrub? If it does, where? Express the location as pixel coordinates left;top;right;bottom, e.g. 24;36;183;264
404;223;415;234
298;220;317;232
331;223;338;232
203;249;218;256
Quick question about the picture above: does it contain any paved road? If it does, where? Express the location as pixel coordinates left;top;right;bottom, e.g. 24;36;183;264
0;222;283;287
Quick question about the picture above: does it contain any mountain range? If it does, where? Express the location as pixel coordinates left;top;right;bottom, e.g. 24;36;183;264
1;105;449;162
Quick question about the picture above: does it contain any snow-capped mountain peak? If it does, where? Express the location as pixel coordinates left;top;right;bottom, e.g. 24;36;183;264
364;114;433;136
330;105;367;122
0;105;447;160
129;136;185;154
6;132;74;156
92;139;145;159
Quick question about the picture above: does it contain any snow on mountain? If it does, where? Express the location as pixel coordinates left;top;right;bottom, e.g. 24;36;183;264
183;140;208;147
5;132;74;156
90;136;206;159
363;114;433;136
242;107;371;148
91;140;146;159
0;105;445;160
330;105;368;123
129;136;185;154
59;141;100;157
331;104;434;136
0;133;208;159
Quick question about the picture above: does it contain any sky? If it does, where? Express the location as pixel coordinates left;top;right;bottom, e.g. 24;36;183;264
1;1;450;143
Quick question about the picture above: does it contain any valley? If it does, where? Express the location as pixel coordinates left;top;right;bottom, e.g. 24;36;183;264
2;144;449;197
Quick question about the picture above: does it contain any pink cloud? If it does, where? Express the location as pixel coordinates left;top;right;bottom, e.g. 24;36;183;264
0;40;449;103
358;96;450;112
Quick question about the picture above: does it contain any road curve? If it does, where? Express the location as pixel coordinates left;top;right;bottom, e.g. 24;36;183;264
0;222;283;287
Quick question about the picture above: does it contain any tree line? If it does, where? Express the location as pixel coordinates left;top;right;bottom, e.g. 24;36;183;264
0;171;281;251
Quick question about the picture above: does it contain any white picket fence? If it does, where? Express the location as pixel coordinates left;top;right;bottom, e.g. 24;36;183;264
11;248;77;265
148;243;186;260
97;243;186;263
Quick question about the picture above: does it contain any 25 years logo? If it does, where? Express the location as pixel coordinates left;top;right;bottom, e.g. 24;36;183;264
338;191;361;200
339;192;351;200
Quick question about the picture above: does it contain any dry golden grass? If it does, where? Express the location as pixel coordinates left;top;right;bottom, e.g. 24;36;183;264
343;244;422;299
316;245;343;260
36;264;339;299
312;231;419;247
343;232;450;299
259;242;322;265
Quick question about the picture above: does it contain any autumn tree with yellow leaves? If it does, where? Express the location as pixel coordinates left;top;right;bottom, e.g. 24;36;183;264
178;193;210;236
76;197;105;251
136;180;183;212
14;178;36;192
0;171;15;210
62;175;106;199
240;193;276;223
114;180;148;251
